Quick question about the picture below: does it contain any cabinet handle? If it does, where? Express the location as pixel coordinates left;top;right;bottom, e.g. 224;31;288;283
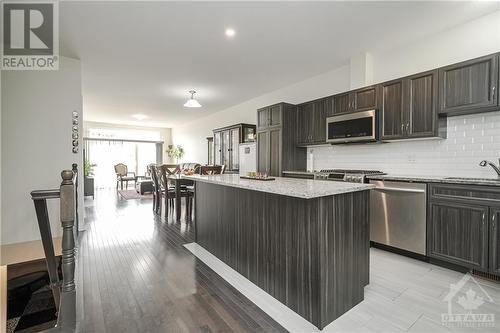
401;123;405;134
406;123;410;135
493;214;497;229
482;212;486;226
493;86;496;99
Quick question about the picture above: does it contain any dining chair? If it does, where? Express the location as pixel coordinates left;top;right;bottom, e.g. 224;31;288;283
200;165;223;175
159;164;193;219
114;163;137;190
149;164;162;214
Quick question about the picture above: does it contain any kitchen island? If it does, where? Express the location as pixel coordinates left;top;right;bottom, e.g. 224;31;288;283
185;174;374;330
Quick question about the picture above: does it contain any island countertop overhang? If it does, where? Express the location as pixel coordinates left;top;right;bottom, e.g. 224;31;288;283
183;174;374;199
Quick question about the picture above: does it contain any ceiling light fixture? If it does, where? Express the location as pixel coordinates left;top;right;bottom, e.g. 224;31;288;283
184;90;202;108
225;28;236;38
132;113;148;120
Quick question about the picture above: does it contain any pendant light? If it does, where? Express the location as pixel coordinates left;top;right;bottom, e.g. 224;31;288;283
184;90;202;108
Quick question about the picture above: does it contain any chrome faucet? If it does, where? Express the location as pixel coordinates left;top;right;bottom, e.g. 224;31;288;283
479;159;500;178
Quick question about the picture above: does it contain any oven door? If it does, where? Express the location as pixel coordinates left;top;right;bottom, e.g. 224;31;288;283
326;110;378;144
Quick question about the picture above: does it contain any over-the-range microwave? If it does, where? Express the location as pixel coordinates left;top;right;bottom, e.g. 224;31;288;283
326;109;379;144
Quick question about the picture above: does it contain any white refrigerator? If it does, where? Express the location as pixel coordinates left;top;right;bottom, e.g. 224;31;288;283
238;142;257;175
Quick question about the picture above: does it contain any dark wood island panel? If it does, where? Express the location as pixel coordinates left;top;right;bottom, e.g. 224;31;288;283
194;181;370;329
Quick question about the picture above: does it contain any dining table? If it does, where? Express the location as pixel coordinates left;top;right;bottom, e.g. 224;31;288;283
167;174;195;220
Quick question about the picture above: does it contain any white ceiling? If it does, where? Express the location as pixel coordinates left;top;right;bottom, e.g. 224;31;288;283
60;1;499;128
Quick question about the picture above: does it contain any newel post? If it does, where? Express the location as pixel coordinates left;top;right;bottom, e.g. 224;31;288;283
60;170;76;293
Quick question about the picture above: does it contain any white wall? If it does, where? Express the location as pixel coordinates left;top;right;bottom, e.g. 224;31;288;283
1;56;84;245
173;11;500;176
173;65;350;163
83;121;173;163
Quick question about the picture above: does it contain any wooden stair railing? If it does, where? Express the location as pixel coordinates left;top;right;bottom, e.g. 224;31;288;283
30;165;78;332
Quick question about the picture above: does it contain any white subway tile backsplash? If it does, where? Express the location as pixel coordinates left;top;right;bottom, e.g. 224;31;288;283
311;111;500;178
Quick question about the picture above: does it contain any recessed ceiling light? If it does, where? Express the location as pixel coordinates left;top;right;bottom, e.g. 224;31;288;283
132;114;148;120
225;28;236;38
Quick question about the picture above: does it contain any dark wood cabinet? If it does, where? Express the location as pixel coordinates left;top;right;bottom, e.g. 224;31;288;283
256;131;268;174
428;200;489;270
297;98;328;145
212;123;256;172
258;105;282;129
428;184;500;275
333;86;378;114
297;102;314;144
380;70;444;140
269;128;281;176
333;92;351;114
256;103;306;176
407;71;439;138
490;207;500;274
439;54;498;115
380;79;405;139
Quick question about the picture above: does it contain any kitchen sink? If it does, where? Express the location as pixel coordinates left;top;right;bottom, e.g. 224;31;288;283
444;177;500;182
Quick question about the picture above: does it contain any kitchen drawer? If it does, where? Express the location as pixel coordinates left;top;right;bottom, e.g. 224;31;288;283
429;183;500;203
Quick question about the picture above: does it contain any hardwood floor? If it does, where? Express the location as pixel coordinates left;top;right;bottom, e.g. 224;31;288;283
78;189;286;333
77;188;500;333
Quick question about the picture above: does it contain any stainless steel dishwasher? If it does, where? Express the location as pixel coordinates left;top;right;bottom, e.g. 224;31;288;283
370;180;427;255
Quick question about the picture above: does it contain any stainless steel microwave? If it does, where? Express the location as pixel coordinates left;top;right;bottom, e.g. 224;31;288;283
326;110;378;144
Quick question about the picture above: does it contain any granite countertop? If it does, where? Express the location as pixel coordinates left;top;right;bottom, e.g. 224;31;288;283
367;174;500;187
184;174;374;199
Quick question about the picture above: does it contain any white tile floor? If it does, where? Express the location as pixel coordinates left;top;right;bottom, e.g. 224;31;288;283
185;243;500;333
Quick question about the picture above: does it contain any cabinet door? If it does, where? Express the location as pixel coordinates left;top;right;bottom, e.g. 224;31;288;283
407;70;438;138
269;128;281;177
230;128;240;171
324;96;335;117
312;99;327;143
257;107;269;129
257;131;269;173
490;207;500;274
354;86;377;111
269;104;282;127
428;201;489;270
439;54;498;115
297;102;313;144
333;92;351;114
222;130;230;168
214;131;222;165
380;79;405;140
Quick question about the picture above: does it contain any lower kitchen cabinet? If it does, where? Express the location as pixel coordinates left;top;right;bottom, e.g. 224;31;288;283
428;184;500;275
428;200;489;270
490;207;500;274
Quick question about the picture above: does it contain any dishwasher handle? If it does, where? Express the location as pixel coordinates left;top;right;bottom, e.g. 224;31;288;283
373;186;426;194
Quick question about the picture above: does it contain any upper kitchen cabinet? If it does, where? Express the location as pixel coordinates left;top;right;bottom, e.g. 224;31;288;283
380;70;445;140
439;53;499;116
212;123;256;172
297;98;329;145
380;79;405;140
257;104;282;130
333;86;378;114
256;103;306;176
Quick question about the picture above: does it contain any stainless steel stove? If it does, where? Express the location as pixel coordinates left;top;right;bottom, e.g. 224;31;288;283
315;169;385;183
